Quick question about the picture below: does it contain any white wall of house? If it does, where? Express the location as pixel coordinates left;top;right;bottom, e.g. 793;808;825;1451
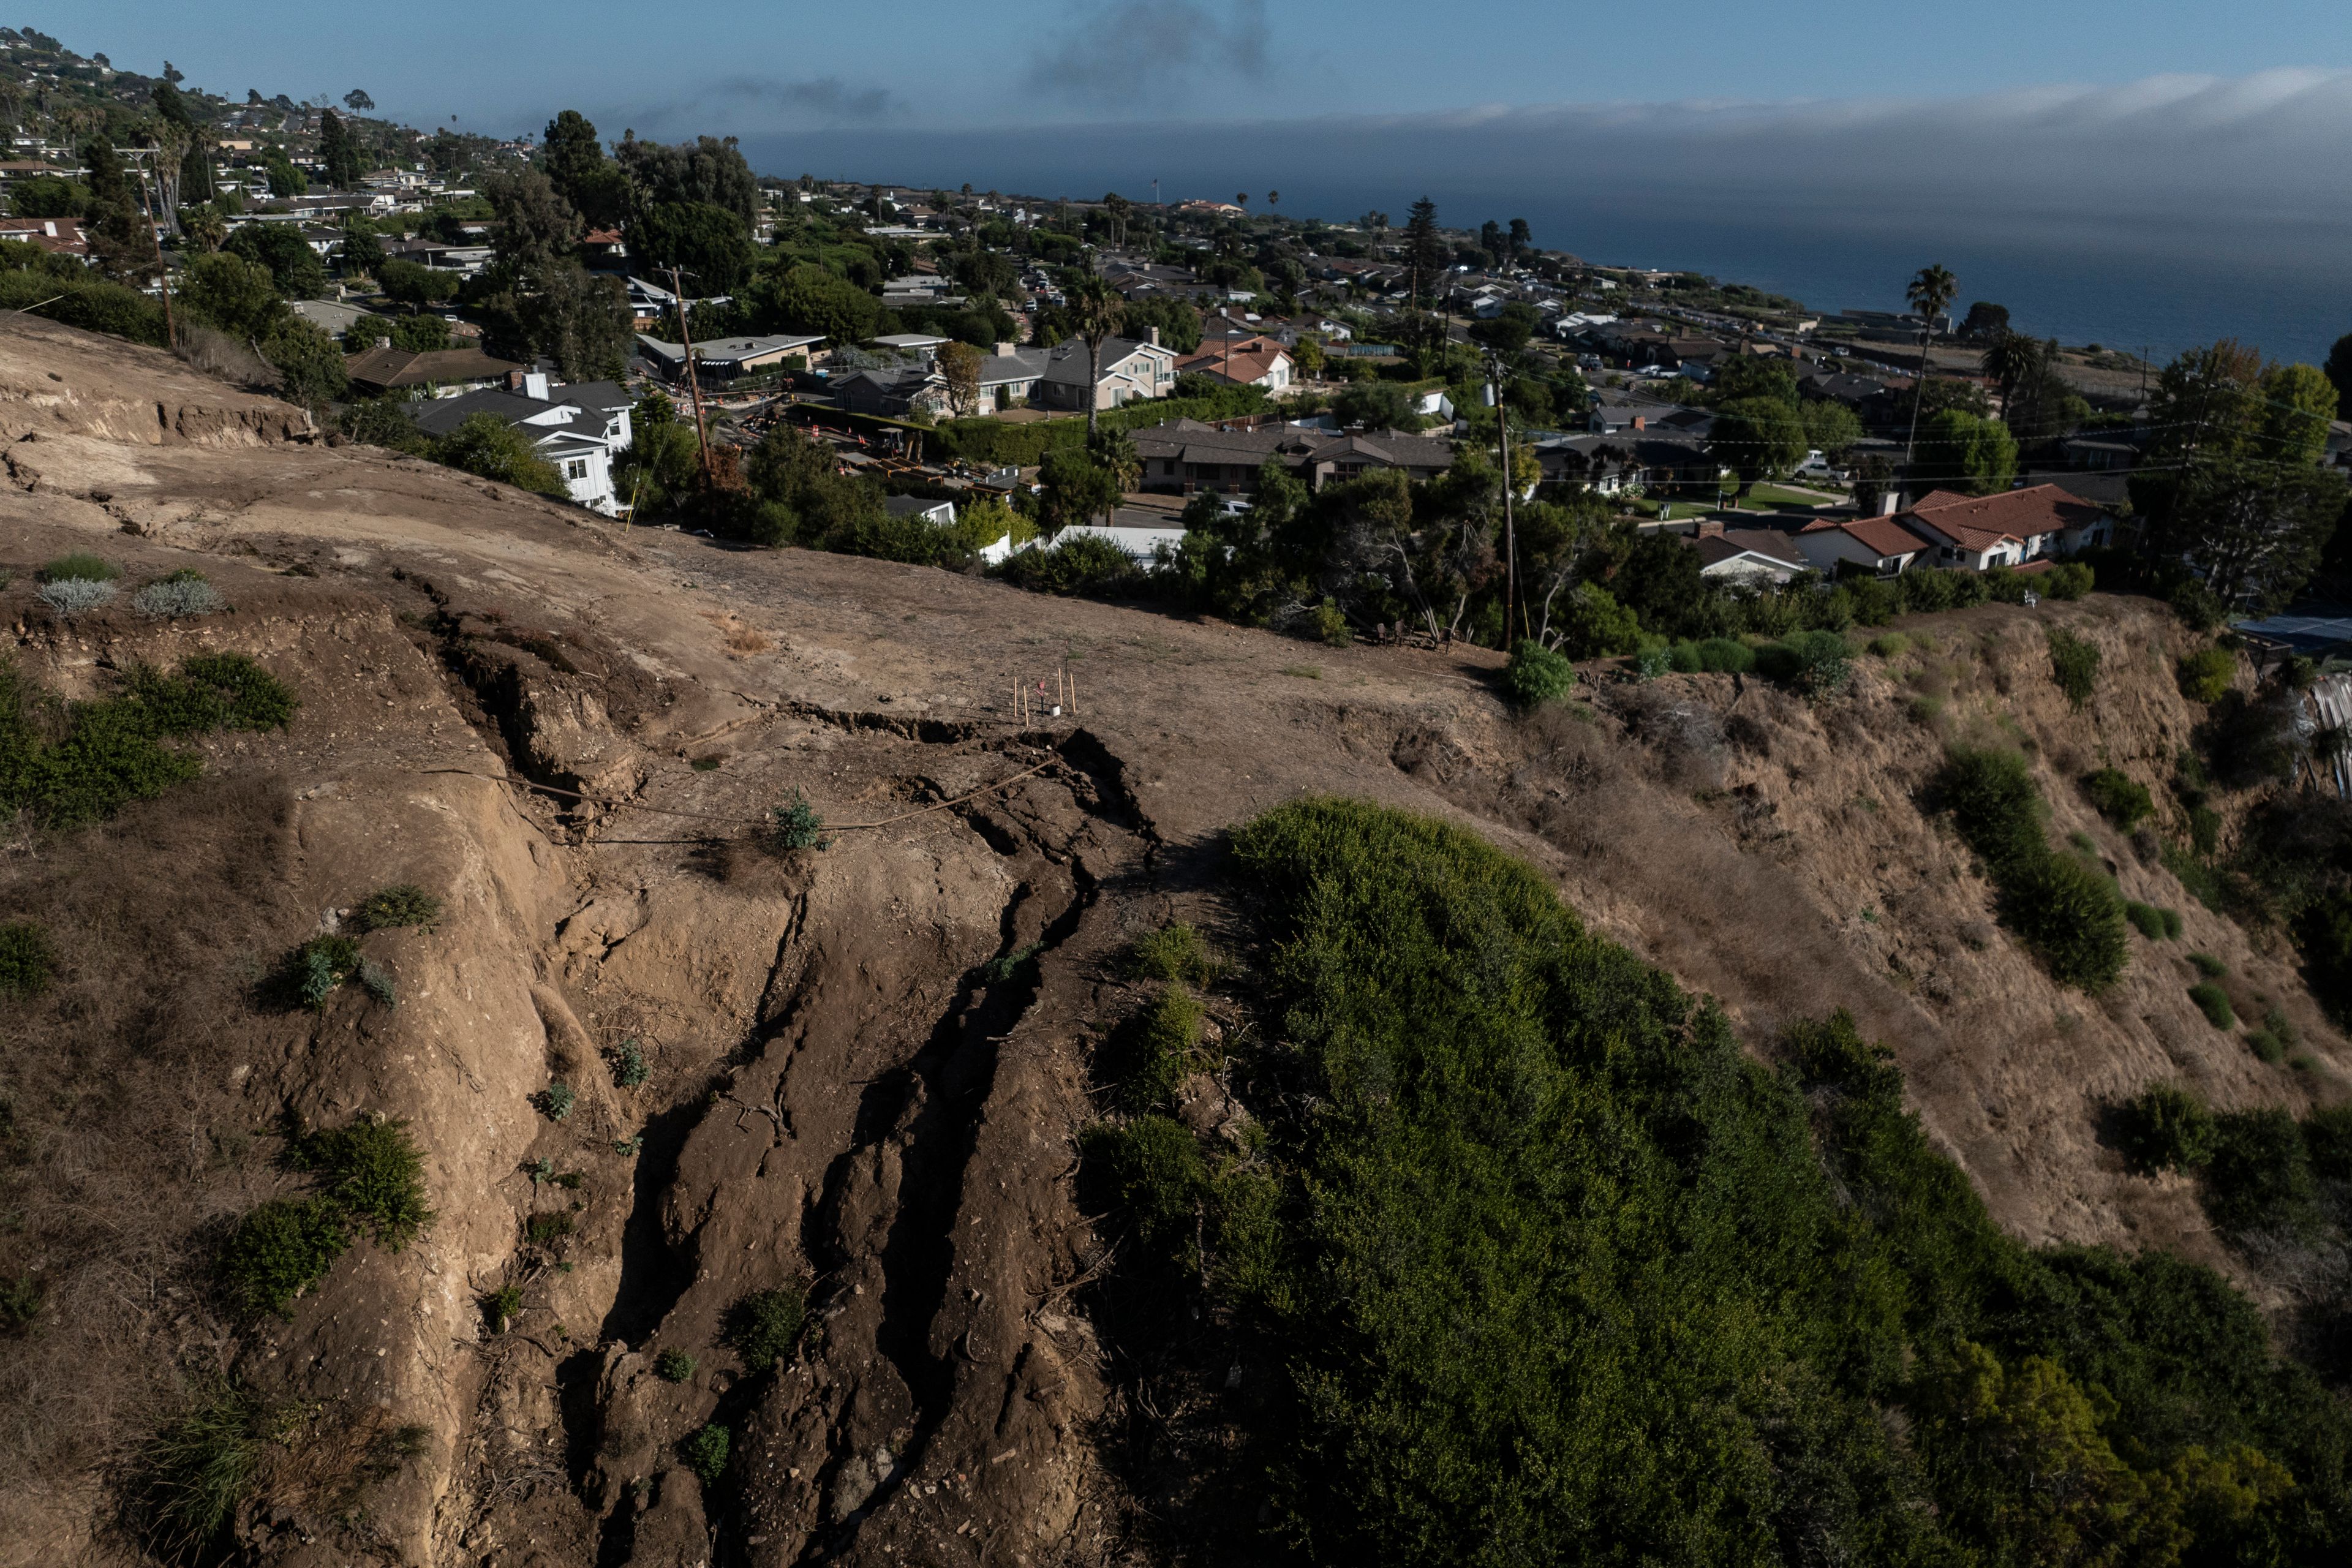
1795;531;1917;576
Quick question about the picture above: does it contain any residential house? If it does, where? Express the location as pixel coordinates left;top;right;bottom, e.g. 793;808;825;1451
883;494;957;528
0;214;86;257
1033;333;1178;412
1176;333;1294;391
380;234;493;274
638;333;824;387
1129;418;1455;493
1535;432;1720;497
1896;485;2113;569
405;375;635;514
1792;514;1935;577
832;364;948;420
343;344;525;397
1691;526;1809;586
869;333;951;361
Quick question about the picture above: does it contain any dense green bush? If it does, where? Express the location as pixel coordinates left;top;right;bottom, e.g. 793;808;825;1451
1110;984;1203;1112
2083;767;2153;828
995;532;1146;597
1082;797;2347;1564
2042;561;2095;600
2180;646;2236;703
1754;628;1853;695
2125;901;2168;940
2203;1110;2316;1234
2046;627;2101;710
2190;981;2237;1028
39;552;119;584
0;919;53;998
1128;922;1219;986
2116;1083;2217;1172
725;1287;807;1368
1500;638;1575;707
655;1348;697;1383
127;1383;295;1563
219;1197;349;1320
219;1117;434;1319
355;884;442;932
680;1423;731;1483
2190;951;2228;978
1939;748;2130;990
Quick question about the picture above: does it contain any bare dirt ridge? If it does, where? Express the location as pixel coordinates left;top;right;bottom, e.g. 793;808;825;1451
0;315;2340;1567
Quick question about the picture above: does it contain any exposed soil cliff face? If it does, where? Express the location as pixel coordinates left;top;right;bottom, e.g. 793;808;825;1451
0;315;2342;1567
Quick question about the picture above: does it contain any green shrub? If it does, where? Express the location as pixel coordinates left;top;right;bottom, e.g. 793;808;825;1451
2082;768;2152;829
1665;639;1703;673
1868;631;1912;658
536;1083;576;1122
1939;747;2129;989
125;654;300;733
286;1117;434;1248
481;1284;523;1333
355;884;442;932
525;1212;574;1246
1633;643;1671;680
1501;638;1575;708
285;933;363;1010
2202;1110;2316;1234
2043;562;2094;600
2187;804;2222;856
2245;1028;2286;1065
610;1039;650;1088
132;574;228;617
128;1384;295;1562
680;1423;731;1483
2046;627;2100;710
2160;907;2184;939
767;787;831;851
1313;597;1352;647
1694;636;1755;673
2116;1084;2217;1172
1082;1115;1205;1250
725;1287;807;1368
1111;984;1203;1111
2188;982;2236;1029
2125;902;2168;940
983;941;1040;984
2179;647;2236;703
1128;922;1218;985
38;552;119;584
0;920;55;997
1755;629;1852;695
219;1197;349;1319
2189;952;2227;978
655;1348;697;1383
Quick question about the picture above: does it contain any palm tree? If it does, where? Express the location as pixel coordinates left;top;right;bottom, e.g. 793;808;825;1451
1980;330;2046;432
1902;263;1959;485
1068;271;1126;442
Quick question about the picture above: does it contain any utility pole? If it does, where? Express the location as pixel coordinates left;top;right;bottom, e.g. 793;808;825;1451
666;265;712;481
128;149;176;349
1488;350;1521;643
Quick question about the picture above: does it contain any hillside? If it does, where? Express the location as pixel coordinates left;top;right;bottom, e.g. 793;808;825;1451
1;312;2346;1566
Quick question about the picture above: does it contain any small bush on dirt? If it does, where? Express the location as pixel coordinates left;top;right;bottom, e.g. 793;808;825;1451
2160;907;2185;939
1501;639;1575;709
2203;1109;2317;1234
726;1287;808;1367
2083;768;2152;829
286;1117;434;1249
983;942;1041;984
132;573;227;618
357;959;397;1006
35;576;116;614
536;1083;576;1122
767;788;831;851
680;1423;731;1483
219;1197;349;1319
1868;632;1912;658
1313;597;1352;647
2043;562;2094;600
2046;627;2100;710
609;1039;649;1088
1694;637;1754;673
128;1383;296;1564
355;884;442;932
285;934;363;1010
1082;1115;1206;1250
2179;646;2236;703
1755;630;1852;696
2116;1083;2217;1172
124;654;299;734
0;920;55;997
39;552;121;584
655;1349;697;1383
2246;1028;2287;1064
481;1285;523;1333
2125;902;2168;940
1939;747;2130;990
2189;952;2227;978
526;1212;575;1247
1112;985;1203;1112
2189;981;2236;1029
1128;922;1218;986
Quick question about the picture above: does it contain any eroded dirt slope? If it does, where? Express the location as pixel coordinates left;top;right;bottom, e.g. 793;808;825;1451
1;314;2342;1567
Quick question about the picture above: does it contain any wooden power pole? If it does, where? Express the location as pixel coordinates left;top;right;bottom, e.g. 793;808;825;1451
667;266;712;481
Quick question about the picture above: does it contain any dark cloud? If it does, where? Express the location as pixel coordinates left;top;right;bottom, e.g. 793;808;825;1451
1025;0;1268;107
714;75;898;125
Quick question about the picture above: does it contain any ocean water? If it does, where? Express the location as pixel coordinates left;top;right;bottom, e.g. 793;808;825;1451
743;125;2352;369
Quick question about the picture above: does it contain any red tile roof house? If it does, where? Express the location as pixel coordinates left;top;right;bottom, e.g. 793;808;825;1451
1177;334;1294;391
1893;485;2114;570
1793;514;1937;577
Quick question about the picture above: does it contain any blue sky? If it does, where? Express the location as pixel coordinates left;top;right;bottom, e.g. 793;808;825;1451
36;1;2352;135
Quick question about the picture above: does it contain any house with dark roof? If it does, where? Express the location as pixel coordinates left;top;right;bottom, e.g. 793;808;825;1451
1896;486;2113;570
638;333;825;387
1793;514;1936;577
343;344;524;396
405;376;634;514
1129;418;1454;493
1035;332;1178;412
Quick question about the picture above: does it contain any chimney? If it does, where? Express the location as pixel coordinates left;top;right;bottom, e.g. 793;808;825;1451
1630;415;1645;430
994;341;1017;359
1878;490;1900;516
1148;325;1161;347
1696;521;1725;537
522;371;551;401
